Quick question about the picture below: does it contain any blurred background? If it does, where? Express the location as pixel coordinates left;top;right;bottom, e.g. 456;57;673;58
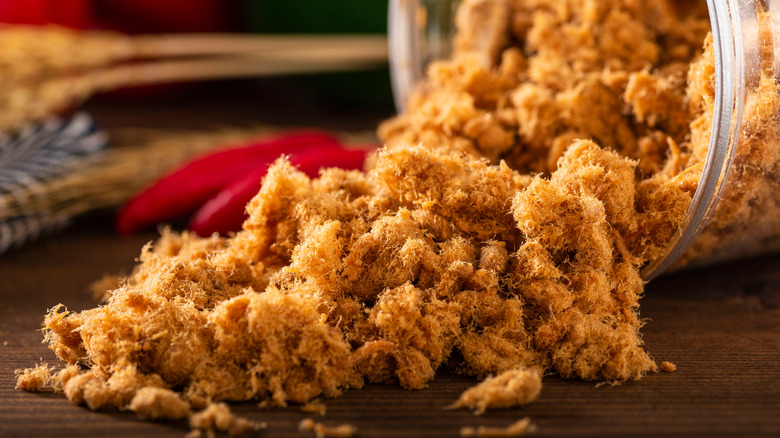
0;0;395;253
1;0;395;121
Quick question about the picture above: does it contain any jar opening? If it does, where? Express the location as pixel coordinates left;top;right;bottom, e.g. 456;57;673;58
388;0;773;279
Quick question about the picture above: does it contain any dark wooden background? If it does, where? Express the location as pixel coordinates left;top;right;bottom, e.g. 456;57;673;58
1;82;779;437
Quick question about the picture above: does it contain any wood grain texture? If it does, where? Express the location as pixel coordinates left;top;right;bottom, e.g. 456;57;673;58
1;219;778;438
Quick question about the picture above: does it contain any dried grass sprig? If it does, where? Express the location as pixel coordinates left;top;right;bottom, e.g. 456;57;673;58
0;126;273;253
0;25;133;85
0;25;388;134
0;56;384;133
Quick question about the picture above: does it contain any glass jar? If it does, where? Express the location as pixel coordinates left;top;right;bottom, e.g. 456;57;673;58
388;0;780;280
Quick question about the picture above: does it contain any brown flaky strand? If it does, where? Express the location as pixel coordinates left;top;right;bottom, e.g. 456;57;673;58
449;368;542;414
19;0;780;431
460;417;535;437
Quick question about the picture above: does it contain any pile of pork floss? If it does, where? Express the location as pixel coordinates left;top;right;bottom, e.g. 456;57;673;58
21;0;755;430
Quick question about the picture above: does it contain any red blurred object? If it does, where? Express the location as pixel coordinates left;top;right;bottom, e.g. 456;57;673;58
0;0;91;28
189;147;372;236
93;0;232;33
116;132;344;235
0;0;232;32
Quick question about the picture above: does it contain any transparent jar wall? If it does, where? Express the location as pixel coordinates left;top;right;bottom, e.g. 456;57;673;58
678;0;780;274
389;0;461;112
388;0;780;279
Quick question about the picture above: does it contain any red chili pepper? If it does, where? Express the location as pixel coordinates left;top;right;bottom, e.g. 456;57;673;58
188;147;372;236
116;132;342;235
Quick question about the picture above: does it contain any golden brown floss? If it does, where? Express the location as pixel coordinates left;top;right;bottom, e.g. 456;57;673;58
20;0;780;432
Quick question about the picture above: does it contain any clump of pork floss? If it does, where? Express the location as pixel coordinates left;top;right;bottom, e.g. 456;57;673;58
19;0;757;428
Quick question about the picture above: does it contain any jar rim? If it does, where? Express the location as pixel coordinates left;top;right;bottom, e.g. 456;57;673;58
642;0;745;279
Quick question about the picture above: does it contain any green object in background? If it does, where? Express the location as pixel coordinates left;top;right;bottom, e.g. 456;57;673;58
241;0;393;109
243;0;387;33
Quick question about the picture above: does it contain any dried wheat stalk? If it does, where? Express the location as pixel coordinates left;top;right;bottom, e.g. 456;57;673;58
0;126;274;253
0;25;388;134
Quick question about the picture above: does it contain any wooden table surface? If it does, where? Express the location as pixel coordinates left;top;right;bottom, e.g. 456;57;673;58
1;82;779;437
